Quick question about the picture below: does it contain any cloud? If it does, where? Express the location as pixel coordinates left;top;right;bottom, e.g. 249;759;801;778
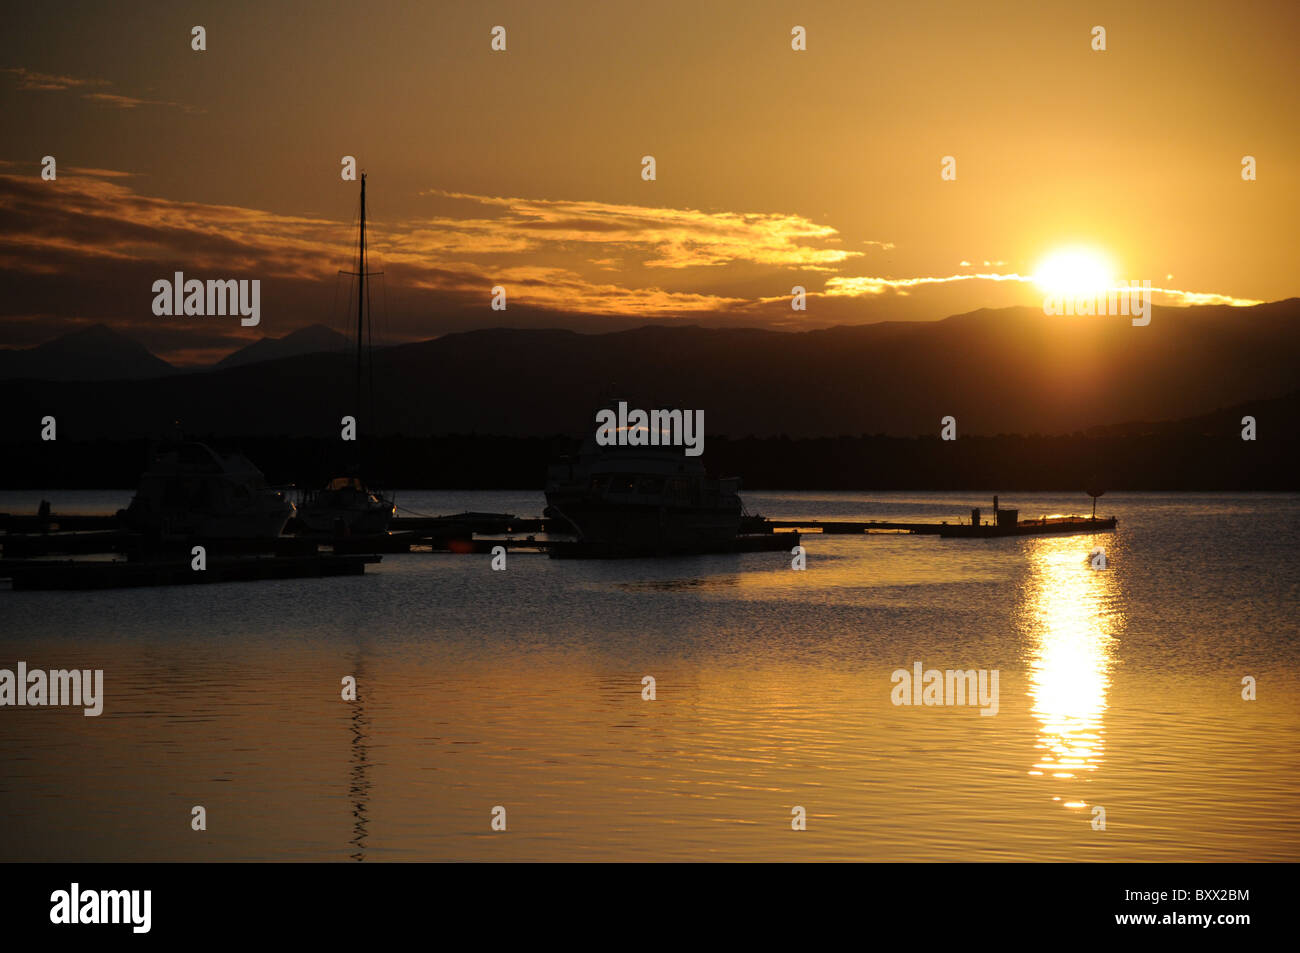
1;67;110;90
420;190;866;270
81;92;192;111
823;271;1262;307
825;273;1033;297
1146;287;1262;307
2;66;196;112
0;171;1267;363
0;172;858;312
63;166;139;178
0;173;758;345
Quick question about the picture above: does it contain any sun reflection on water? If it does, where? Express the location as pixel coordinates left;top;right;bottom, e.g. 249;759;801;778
1017;536;1124;808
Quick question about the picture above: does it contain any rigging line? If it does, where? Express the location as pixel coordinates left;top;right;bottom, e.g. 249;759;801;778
330;268;343;342
380;270;391;409
327;209;357;456
382;217;393;350
332;204;362;390
347;199;362;358
365;261;375;429
366;190;390;351
362;195;390;361
394;503;445;519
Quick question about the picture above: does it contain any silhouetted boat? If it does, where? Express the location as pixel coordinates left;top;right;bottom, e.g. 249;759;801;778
298;172;395;535
121;441;294;539
544;426;743;556
298;475;394;535
936;496;1116;538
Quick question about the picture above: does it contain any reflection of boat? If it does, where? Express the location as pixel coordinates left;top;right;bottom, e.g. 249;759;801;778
544;429;743;556
298;476;395;535
298;172;394;535
122;441;294;538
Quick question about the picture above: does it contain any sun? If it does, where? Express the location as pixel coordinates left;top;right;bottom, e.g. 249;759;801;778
1032;247;1116;298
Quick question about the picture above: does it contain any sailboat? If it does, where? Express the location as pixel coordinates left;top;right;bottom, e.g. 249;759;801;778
297;173;396;536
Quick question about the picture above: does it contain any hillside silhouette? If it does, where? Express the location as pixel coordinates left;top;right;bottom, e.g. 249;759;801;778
212;324;350;370
1;300;1297;441
0;323;174;382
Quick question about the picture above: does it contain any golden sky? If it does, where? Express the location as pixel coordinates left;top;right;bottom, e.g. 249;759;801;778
2;0;1296;363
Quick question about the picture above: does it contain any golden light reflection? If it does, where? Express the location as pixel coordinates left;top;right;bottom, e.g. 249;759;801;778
1016;536;1125;810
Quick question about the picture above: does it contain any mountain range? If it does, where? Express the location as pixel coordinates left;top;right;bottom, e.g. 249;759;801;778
210;324;349;370
1;301;1297;441
0;324;174;382
0;323;350;380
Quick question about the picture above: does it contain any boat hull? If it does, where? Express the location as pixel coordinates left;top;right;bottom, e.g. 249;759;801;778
297;503;394;536
123;501;293;539
544;497;741;555
122;441;295;540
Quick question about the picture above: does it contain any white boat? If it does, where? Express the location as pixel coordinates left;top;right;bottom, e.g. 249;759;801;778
122;441;295;539
544;425;742;555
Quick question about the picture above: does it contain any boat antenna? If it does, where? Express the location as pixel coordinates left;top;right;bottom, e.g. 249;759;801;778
1086;479;1105;520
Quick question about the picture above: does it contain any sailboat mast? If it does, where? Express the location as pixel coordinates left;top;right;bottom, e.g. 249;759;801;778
356;173;367;413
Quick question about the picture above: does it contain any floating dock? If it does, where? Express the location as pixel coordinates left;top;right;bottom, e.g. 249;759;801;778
766;520;942;534
391;513;548;535
547;532;800;560
6;554;380;591
935;515;1116;538
0;513;119;533
0;531;410;558
765;497;1117;540
2;496;1117;574
1;511;537;545
766;516;1117;538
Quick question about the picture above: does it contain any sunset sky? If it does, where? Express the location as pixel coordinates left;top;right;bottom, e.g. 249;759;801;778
2;0;1296;364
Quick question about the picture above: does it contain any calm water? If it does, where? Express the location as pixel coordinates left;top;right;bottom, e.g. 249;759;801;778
1;490;1297;861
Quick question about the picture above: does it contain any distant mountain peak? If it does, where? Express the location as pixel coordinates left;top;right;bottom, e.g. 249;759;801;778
65;322;119;339
0;323;174;382
213;324;350;369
